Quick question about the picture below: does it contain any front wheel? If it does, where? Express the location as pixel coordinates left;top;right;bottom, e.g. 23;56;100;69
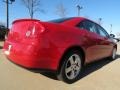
109;48;117;60
57;50;83;84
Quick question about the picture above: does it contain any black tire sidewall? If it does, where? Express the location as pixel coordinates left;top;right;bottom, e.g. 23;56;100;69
58;50;83;84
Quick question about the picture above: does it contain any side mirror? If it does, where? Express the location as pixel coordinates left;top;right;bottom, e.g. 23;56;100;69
110;34;115;38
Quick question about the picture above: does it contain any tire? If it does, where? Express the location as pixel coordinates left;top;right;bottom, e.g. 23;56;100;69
57;50;83;84
109;48;117;60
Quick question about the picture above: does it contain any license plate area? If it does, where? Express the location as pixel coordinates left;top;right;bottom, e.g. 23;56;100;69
4;45;12;55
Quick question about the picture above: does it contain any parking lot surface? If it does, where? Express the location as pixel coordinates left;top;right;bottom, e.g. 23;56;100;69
0;41;120;90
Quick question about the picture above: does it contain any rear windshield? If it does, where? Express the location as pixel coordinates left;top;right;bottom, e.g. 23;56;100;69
48;17;73;23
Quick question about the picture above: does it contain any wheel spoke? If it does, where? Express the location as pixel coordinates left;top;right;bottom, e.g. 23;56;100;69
70;70;75;79
65;54;82;80
75;65;80;71
74;55;80;64
69;56;75;65
65;66;72;73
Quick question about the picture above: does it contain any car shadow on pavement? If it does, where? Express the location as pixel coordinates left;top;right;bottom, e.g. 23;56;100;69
30;54;120;82
31;70;58;80
78;54;120;81
40;72;58;80
116;54;120;59
81;59;113;77
0;46;3;49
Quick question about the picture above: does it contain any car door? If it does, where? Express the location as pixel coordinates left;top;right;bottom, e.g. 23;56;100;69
77;20;103;63
96;25;113;58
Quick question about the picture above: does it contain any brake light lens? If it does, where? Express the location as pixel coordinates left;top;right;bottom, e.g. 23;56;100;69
25;22;45;38
26;31;31;37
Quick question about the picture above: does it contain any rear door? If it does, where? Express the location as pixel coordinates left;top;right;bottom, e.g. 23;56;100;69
77;20;103;62
96;25;113;57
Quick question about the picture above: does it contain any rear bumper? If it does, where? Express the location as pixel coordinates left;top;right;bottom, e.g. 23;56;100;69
5;53;57;70
3;41;59;70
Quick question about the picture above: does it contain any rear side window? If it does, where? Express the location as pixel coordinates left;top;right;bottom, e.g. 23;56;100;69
76;21;86;30
85;21;97;33
77;20;99;34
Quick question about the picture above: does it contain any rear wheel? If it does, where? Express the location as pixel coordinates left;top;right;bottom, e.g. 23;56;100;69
57;50;83;84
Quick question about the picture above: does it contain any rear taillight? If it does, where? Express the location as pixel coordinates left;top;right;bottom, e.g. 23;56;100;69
25;22;45;38
26;31;31;37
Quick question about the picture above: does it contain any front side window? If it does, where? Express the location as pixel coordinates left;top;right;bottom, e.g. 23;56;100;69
77;20;102;35
97;25;109;37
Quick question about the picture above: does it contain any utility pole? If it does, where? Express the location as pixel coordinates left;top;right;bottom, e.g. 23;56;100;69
3;0;15;29
98;18;102;25
3;0;15;39
6;0;9;29
31;0;34;19
110;24;112;34
76;4;83;16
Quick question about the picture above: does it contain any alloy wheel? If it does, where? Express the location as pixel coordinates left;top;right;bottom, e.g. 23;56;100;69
112;48;117;59
65;54;81;80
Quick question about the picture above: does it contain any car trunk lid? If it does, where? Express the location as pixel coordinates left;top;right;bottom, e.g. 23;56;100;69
7;19;45;44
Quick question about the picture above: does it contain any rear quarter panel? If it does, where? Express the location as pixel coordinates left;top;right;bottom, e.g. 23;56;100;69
42;22;88;68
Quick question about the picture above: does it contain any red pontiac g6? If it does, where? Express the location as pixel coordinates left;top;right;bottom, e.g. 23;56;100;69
3;17;117;83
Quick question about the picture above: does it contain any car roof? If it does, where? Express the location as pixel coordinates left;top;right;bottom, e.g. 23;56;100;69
13;17;89;27
60;17;86;26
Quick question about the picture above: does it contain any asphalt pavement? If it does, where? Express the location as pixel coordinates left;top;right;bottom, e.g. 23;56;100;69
0;41;120;90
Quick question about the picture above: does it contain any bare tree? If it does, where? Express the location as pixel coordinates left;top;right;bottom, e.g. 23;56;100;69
21;0;44;19
56;3;67;18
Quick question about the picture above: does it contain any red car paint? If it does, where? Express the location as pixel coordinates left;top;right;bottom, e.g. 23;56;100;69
3;17;116;70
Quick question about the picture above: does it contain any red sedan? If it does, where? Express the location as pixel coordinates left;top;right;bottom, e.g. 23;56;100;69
3;17;117;83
